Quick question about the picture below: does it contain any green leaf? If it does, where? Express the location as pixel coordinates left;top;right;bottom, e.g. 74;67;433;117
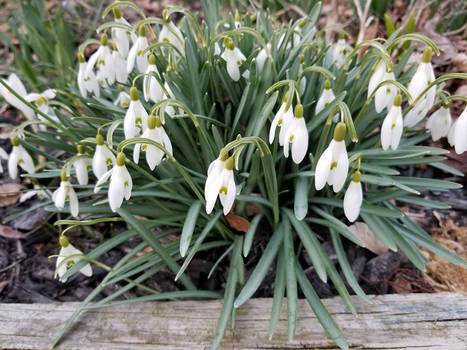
268;249;285;339
243;214;263;257
283;220;297;340
294;176;308;220
180;200;202;257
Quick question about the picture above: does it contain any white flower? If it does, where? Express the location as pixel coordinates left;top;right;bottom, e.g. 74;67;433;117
204;157;236;215
277;30;301;50
77;53;100;98
269;99;294;145
73;146;92;186
426;106;452;141
448;107;467;154
298;63;306;96
0;73;35;120
92;134;116;179
256;44;270;73
404;48;436;127
331;38;350;68
8;138;35;179
127;26;149;73
0;146;8;174
124;87;148;139
282;104;308;164
52;177;79;218
343;171;363;222
315;122;349;192
368;61;396;113
133;116;172;170
220;38;246;82
161;82;176;117
316;80;336;116
381;95;403;150
55;235;92;281
25;89;57;122
95;153;133;212
111;48;128;84
159;20;185;55
143;54;164;103
86;34;115;86
111;8;136;58
114;91;131;108
19;185;49;203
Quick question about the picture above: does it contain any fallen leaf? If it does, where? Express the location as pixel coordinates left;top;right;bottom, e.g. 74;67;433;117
225;212;250;233
0;183;24;207
245;202;263;216
0;225;26;239
452;53;467;73
349;222;388;255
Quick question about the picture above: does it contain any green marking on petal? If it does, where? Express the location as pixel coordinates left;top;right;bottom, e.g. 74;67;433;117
330;161;338;170
219;186;228;195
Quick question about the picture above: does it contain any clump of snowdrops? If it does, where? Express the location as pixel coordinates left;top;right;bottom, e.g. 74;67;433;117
1;1;466;349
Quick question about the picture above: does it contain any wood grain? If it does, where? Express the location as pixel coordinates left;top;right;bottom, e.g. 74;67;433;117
1;292;466;349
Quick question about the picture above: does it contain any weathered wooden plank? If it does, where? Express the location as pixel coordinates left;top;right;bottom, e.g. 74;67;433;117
0;292;466;349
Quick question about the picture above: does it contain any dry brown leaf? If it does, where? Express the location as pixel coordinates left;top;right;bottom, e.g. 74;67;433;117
348;222;388;255
452;53;467;73
0;183;24;207
225;212;250;233
0;225;26;239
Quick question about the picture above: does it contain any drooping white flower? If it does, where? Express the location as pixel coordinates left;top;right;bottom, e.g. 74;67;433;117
55;235;92;281
316;80;336;116
161;82;177;117
52;173;79;217
124;87;148;139
331;37;350;68
159;20;185;55
143;54;164;103
448;107;467;154
111;46;128;84
404;47;436;127
127;25;149;73
19;184;49;203
256;44;270;73
0;146;8;174
298;61;306;96
367;61;397;113
343;171;363;222
381;94;403;151
220;38;246;82
133;116;172;170
269;98;294;146
86;33;115;86
77;52;100;98
0;73;35;120
73;145;92;186
95;152;133;212
111;7;136;58
282;104;309;164
277;28;301;50
204;157;236;215
92;134;116;179
315;122;349;192
8;137;35;179
25;89;57;122
426;106;452;141
114;91;131;108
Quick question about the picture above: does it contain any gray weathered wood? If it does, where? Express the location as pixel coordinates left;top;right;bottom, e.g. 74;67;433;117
0;292;466;349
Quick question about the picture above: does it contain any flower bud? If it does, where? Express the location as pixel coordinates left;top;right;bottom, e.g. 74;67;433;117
112;6;121;19
324;79;332;90
352;170;361;182
295;104;303;119
138;25;146;37
96;134;104;145
393;94;402;107
333;122;346;142
422;47;432;63
130;86;139;101
100;33;108;46
223;37;235;50
59;235;69;247
116;152;126;166
148;53;156;65
11;136;19;147
77;144;85;154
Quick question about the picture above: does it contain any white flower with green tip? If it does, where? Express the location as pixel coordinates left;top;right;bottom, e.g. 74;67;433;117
343;171;363;222
220;38;246;82
127;25;149;73
92;134;116;179
124;87;148;139
52;172;79;218
8;137;35;179
282;104;309;164
381;94;403;151
205;156;236;215
55;235;92;281
426;106;452;142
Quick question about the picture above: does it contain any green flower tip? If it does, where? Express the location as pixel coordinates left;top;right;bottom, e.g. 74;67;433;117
339;32;346;39
116;152;126;166
295;104;303;119
77;144;85;154
11;136;19;147
333;122;346;142
422;47;432;63
298;18;306;28
225;156;235;170
250;14;256;23
112;6;121;19
148;53;156;65
281;91;289;104
223;37;235;50
77;51;85;63
324;79;331;90
394;94;402;107
100;33;108;46
138;25;146;37
60;169;68;181
162;8;168;21
234;11;241;22
59;235;69;248
96;134;104;145
352;170;361;183
130;87;139;101
299;54;305;63
148;115;162;129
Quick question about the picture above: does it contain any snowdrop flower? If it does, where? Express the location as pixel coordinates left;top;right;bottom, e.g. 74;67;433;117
404;48;436;127
204;156;236;215
315;122;349;192
234;11;242;29
381;94;403;151
298;55;306;96
368;61;397;113
269;94;294;145
19;185;49;203
92;134;116;179
95;152;133;212
8;137;35;179
159;17;185;55
316;80;336;116
53;171;79;217
86;33;115;86
0;73;35;120
111;7;136;58
426;106;452;141
161;82;177;117
0;146;8;174
331;36;350;68
73;145;92;186
133;115;172;170
114;90;131;108
283;104;309;164
448;107;467;154
25;89;57;121
143;54;164;103
220;38;246;82
55;235;92;281
111;45;128;84
77;52;100;98
256;44;270;73
277;27;301;50
343;171;363;222
124;87;148;139
127;25;149;73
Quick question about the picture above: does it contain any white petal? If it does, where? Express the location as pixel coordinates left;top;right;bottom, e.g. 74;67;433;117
94;168;113;193
454;108;467;154
8;148;19;179
291;118;308;164
219;170;236;215
68;187;79;217
344;181;362;222
108;167;125;211
314;146;332;190
79;263;93;277
54;184;67;209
